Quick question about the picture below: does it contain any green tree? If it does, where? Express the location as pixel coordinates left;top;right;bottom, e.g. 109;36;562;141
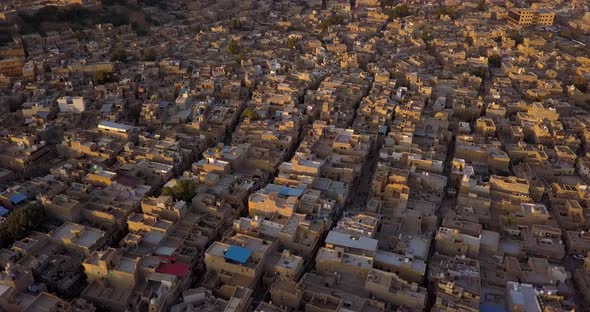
228;40;240;55
287;37;299;49
395;77;410;89
470;67;486;78
380;0;395;7
6;95;25;112
386;4;410;19
99;8;129;26
435;6;456;19
319;14;344;29
73;30;85;41
161;187;174;197
507;30;523;45
161;180;197;202
488;54;502;68
0;204;46;248
558;27;583;40
559;29;572;39
242;108;259;120
504;215;514;225
110;48;128;62
419;30;433;41
477;0;486;12
95;71;115;84
230;19;242;30
573;76;588;93
17;4;132;34
143;48;157;61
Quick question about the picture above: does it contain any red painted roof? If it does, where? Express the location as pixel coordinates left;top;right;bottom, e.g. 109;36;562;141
155;262;190;277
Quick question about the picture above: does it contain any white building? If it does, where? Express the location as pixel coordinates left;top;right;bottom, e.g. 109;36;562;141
57;96;86;113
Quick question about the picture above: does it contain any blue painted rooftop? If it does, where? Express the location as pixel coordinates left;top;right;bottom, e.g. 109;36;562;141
278;187;304;197
261;184;283;195
224;245;252;264
9;193;27;205
261;184;305;197
0;206;9;217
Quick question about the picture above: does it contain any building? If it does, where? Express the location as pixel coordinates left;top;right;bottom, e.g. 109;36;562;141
0;57;24;77
204;234;276;289
49;222;107;256
57;96;87;113
97;121;133;137
506;281;542;312
508;8;555;26
365;268;427;311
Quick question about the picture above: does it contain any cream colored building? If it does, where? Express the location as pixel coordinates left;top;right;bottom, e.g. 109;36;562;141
508;8;555;26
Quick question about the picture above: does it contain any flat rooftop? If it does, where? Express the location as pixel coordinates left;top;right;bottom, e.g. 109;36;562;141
316;247;373;269
224;245;252;264
23;293;61;312
82;280;132;304
325;230;378;253
375;249;426;275
51;222;105;248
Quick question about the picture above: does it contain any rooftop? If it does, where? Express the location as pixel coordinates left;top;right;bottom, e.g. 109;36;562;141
325;230;378;253
224;245;252;264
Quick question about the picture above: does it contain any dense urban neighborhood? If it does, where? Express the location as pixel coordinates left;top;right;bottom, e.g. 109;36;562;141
0;0;590;311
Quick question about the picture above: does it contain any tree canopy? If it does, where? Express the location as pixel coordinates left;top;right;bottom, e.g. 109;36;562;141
507;30;524;45
287;37;299;49
0;204;46;248
470;67;487;79
110;48;129;62
161;179;197;202
477;0;486;12
142;48;157;61
228;40;241;55
386;4;411;19
242;108;259;120
573;76;588;93
17;4;130;34
435;6;456;19
95;71;116;84
319;14;345;29
488;54;502;68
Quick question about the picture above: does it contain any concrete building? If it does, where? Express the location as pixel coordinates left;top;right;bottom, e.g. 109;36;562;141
57;96;87;113
508;8;555;26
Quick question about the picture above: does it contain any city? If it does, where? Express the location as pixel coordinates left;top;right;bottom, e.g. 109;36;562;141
0;0;589;311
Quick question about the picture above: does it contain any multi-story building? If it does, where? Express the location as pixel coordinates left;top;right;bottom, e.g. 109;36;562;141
508;8;555;26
